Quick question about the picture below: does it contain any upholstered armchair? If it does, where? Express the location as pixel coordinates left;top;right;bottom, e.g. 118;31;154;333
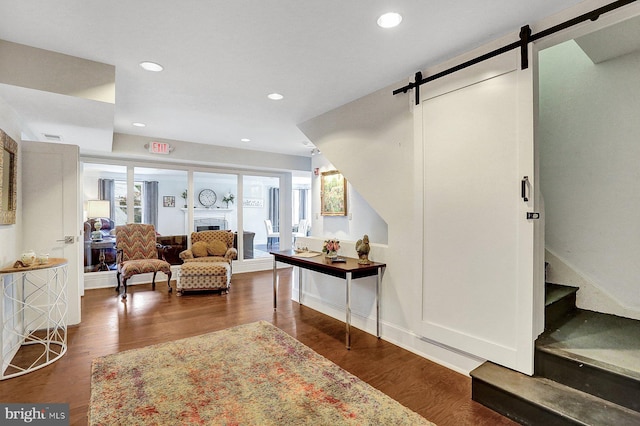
179;230;238;266
115;223;172;300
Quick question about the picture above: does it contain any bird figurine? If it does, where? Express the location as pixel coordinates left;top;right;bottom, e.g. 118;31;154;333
355;234;371;264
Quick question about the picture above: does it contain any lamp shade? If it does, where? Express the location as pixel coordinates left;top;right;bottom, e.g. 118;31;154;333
87;200;110;218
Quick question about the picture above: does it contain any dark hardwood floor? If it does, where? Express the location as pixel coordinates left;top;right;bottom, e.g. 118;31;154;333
1;269;515;425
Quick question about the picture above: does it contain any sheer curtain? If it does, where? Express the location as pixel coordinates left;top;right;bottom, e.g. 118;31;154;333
143;181;158;229
98;178;115;219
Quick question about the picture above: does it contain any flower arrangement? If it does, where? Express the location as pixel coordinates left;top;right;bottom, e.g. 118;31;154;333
181;190;188;208
322;239;340;255
222;192;235;207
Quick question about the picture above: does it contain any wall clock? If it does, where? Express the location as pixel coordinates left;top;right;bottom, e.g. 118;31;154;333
198;189;217;207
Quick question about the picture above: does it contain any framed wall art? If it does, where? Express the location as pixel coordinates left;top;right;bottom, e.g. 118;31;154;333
0;128;18;225
320;170;347;216
243;198;264;208
163;196;175;207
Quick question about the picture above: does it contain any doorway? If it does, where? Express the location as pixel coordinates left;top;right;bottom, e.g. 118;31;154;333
537;14;640;321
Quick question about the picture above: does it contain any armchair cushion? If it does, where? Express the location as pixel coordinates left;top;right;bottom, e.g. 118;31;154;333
119;258;171;279
179;250;195;261
207;240;228;256
191;241;209;258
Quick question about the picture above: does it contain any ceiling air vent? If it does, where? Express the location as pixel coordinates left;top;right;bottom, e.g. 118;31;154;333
43;133;63;141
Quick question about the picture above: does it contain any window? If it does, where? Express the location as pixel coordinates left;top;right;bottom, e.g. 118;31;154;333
192;171;238;232
243;175;279;258
82;159;295;270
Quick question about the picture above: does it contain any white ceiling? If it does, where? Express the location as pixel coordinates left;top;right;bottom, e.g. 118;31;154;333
0;0;589;157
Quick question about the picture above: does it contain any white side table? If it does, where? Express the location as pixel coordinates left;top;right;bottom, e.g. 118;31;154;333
1;258;68;380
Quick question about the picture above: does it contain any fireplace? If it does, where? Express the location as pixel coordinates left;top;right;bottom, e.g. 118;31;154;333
182;208;231;232
193;217;227;232
196;225;220;232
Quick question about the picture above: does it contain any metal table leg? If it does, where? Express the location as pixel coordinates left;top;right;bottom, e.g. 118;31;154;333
298;266;303;305
376;266;382;338
96;248;109;271
346;271;352;350
272;257;277;311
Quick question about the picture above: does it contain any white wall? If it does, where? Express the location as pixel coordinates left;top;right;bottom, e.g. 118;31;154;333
157;174;191;235
539;40;640;317
309;155;387;245
242;175;280;245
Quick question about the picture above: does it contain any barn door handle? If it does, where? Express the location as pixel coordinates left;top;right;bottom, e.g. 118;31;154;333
521;176;529;202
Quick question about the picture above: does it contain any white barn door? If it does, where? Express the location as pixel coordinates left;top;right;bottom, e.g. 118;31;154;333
419;49;541;375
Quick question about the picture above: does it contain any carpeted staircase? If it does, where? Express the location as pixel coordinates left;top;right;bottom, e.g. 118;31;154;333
470;282;640;425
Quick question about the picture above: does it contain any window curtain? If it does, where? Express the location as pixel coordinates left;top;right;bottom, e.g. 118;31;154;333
143;181;159;230
98;178;115;219
269;187;279;232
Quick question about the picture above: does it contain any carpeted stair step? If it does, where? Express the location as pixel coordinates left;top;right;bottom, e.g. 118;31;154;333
471;361;640;425
545;283;578;330
536;309;640;413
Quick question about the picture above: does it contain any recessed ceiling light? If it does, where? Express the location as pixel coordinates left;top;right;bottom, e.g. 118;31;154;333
132;122;146;127
139;61;164;72
267;93;284;100
377;12;402;28
241;138;251;142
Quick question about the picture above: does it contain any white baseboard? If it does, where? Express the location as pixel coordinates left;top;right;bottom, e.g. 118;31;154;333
291;290;485;376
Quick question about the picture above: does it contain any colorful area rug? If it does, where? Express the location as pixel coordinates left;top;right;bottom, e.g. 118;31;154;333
89;321;434;425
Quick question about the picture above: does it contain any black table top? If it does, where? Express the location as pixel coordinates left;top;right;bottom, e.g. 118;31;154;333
270;250;385;280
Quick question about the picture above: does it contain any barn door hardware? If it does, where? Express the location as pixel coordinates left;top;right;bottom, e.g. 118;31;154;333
393;0;637;105
521;176;530;202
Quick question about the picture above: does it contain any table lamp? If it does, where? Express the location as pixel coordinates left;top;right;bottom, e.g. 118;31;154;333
87;200;110;241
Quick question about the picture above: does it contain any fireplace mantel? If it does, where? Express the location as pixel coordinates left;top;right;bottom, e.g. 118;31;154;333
181;208;232;216
181;208;233;231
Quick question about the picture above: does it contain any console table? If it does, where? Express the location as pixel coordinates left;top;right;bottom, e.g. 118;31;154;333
0;258;68;380
90;238;116;271
270;250;385;349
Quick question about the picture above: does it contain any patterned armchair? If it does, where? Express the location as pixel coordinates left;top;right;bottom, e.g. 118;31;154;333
179;230;238;266
115;223;172;300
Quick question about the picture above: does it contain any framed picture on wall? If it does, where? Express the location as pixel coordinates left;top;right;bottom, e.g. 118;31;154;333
163;196;175;207
320;170;347;216
0;128;18;225
243;198;264;208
